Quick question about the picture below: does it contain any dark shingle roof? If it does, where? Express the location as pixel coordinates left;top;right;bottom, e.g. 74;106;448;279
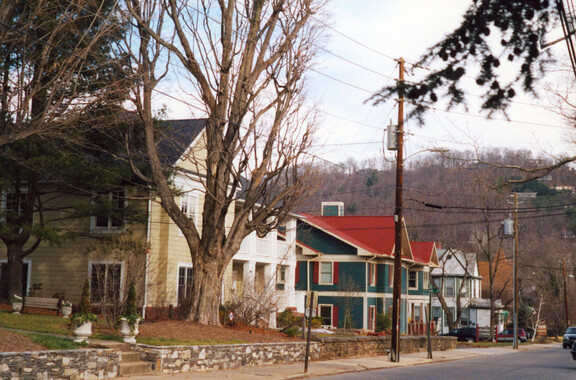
157;119;207;165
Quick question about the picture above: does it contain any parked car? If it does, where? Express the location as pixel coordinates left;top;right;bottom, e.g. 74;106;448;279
441;327;478;342
562;326;576;349
496;328;527;343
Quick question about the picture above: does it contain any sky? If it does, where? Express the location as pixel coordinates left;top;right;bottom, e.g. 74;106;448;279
306;0;576;167
161;1;576;168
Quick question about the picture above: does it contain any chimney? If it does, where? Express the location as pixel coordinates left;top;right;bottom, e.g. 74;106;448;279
321;202;344;216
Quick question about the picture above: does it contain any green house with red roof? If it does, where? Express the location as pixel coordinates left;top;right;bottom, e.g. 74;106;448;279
294;202;439;332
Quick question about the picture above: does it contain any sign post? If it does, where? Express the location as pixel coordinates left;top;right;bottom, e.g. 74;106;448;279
304;291;317;373
426;287;439;359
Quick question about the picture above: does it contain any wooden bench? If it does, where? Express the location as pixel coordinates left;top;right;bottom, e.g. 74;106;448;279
24;297;61;314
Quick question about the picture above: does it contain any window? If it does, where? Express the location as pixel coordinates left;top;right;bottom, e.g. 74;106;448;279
461;308;470;326
0;260;30;301
444;277;455;297
93;190;125;231
276;265;287;290
277;265;287;283
5;191;28;214
432;306;443;324
388;264;394;287
319;304;332;326
90;262;122;304
320;262;333;284
369;305;376;331
423;271;429;290
369;263;377;286
178;265;194;304
408;270;418;289
413;305;421;322
180;193;198;224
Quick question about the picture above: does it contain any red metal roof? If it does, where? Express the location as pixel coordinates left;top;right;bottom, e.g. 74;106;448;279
410;241;436;265
298;213;397;256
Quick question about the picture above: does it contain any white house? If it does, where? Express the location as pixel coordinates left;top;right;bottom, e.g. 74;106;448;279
431;248;504;334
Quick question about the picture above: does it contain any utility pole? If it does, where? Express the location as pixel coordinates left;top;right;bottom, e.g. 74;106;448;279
563;258;569;328
390;57;405;363
513;192;518;350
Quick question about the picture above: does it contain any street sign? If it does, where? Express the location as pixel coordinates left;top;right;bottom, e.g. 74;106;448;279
426;287;439;294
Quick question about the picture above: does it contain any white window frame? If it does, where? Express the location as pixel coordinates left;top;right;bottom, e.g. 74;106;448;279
369;305;376;331
276;265;287;284
444;277;455;297
388;264;394;287
319;304;333;327
0;259;32;296
423;271;429;290
180;192;198;224
369;263;377;286
177;263;194;305
1;189;34;227
319;262;333;285
90;190;126;233
88;260;124;304
408;269;418;290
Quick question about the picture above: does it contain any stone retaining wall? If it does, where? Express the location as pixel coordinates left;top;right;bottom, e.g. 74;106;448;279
0;349;120;380
0;337;456;378
136;336;456;374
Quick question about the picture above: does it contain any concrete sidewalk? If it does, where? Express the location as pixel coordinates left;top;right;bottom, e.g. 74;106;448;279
124;343;558;380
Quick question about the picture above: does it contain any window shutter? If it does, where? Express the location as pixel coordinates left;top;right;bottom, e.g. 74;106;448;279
313;262;319;284
332;305;339;328
368;307;372;330
295;262;300;286
333;262;339;284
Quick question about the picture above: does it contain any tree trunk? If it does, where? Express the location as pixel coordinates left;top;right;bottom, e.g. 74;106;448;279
187;247;229;325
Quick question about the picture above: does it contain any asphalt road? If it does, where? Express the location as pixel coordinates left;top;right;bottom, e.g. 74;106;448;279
320;346;576;380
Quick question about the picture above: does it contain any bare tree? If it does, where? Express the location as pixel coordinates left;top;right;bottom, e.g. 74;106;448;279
337;273;362;329
120;0;326;324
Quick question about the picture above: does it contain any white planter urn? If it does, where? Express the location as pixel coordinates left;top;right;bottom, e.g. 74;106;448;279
11;301;22;314
119;317;140;344
61;305;72;318
73;321;93;343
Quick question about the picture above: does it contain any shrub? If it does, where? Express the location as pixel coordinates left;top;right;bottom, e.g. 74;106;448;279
376;313;391;333
70;279;97;326
284;326;300;337
277;308;302;330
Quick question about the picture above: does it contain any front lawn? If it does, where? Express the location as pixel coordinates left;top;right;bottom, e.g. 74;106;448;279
0;311;71;335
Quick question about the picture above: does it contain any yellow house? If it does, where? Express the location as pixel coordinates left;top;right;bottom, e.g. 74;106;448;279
0;119;297;323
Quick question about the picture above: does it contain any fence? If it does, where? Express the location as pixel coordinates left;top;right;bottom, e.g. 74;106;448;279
407;321;437;336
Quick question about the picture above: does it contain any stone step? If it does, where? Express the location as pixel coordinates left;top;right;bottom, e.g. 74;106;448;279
120;351;142;363
119;361;154;376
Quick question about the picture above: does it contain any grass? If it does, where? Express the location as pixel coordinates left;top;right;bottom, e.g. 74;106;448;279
137;337;246;346
0;311;71;335
26;333;88;350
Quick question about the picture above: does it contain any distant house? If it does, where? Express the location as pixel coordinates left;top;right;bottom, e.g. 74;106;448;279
431;248;504;334
294;202;438;332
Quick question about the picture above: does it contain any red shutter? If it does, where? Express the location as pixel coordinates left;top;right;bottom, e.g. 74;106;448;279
333;262;339;284
332;305;339;328
295;261;300;286
368;307;372;330
313;262;319;284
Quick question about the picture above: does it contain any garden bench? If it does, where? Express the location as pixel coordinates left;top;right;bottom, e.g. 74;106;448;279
24;296;61;314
